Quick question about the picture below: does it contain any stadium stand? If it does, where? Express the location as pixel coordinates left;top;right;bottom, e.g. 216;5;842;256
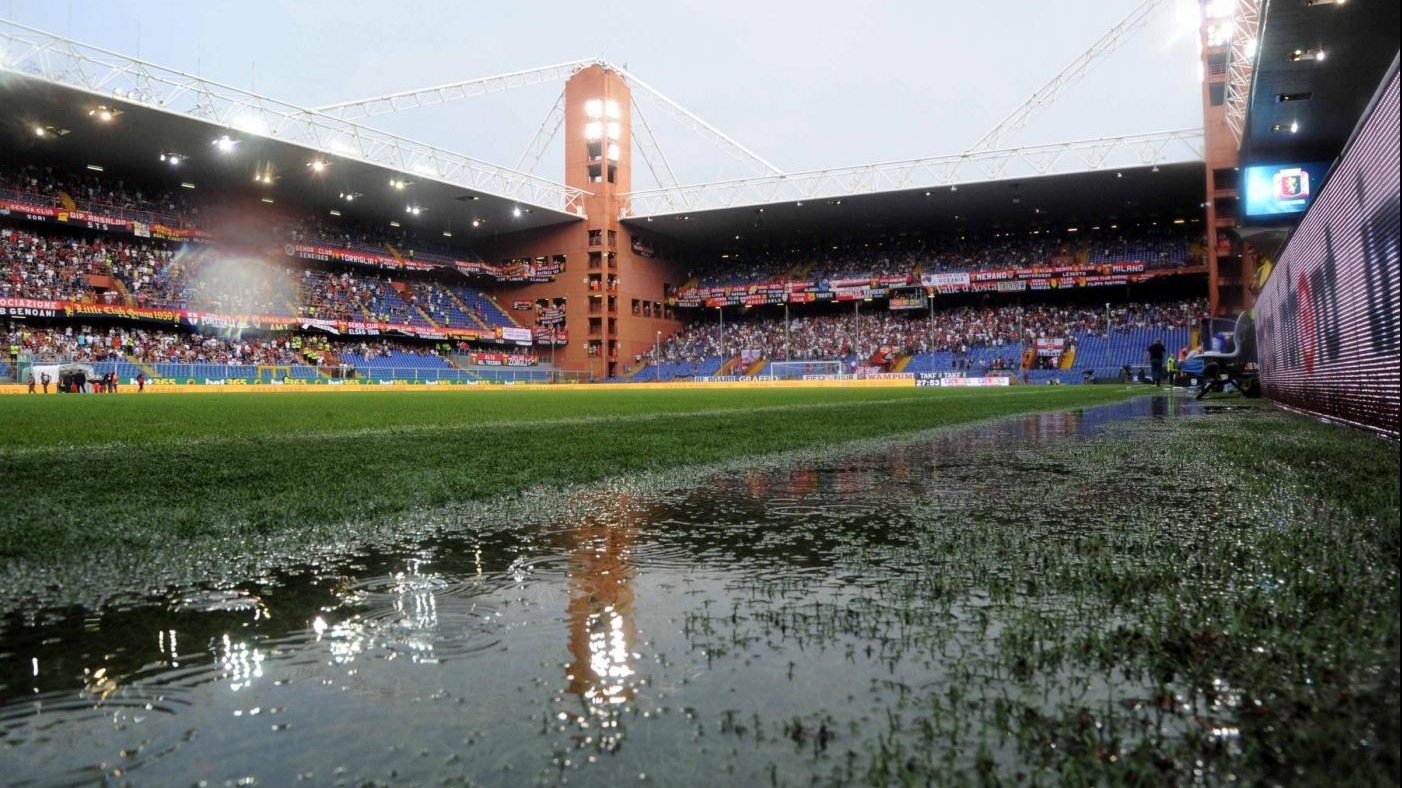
648;299;1203;381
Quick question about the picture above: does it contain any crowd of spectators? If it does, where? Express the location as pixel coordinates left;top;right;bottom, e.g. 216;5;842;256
2;227;510;329
655;299;1206;364
281;216;477;266
686;230;1201;289
1;229;113;302
5;324;468;368
0;163;196;224
6;324;303;366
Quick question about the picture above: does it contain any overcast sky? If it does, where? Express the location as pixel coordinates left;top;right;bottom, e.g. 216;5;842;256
5;0;1204;187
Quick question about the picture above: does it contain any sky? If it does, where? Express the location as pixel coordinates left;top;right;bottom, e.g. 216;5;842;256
3;0;1205;188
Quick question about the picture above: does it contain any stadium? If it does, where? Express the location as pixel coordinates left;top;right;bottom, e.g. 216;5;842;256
0;0;1397;784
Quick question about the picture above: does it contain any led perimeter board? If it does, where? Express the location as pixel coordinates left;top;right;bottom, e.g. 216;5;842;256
1243;161;1331;218
1254;59;1400;436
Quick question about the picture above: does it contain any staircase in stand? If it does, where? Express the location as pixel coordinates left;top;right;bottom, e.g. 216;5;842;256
1059;347;1077;370
124;355;160;379
715;355;744;376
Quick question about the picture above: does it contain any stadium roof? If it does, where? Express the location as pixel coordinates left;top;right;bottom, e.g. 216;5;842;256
623;161;1205;250
1240;0;1399;163
0;19;586;237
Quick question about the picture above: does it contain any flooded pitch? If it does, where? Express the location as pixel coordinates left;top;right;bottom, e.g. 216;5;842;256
2;396;1397;786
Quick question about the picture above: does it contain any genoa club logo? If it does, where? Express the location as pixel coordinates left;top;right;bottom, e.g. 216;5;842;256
1274;168;1311;200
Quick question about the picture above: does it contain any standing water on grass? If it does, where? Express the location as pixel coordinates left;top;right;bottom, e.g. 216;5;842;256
0;397;1389;785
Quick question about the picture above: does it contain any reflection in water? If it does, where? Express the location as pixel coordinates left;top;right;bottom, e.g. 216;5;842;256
0;396;1240;786
561;492;641;754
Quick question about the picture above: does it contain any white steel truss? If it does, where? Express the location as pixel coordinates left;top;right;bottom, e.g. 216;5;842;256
0;18;589;215
515;88;567;175
629;95;683;192
612;67;784;177
315;59;602;120
303;58;783;180
967;0;1170;152
620;128;1204;217
1223;0;1262;146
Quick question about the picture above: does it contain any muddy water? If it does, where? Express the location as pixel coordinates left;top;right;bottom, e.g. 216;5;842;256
1;397;1204;786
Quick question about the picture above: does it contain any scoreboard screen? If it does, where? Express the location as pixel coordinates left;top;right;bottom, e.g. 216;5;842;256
1243;161;1331;217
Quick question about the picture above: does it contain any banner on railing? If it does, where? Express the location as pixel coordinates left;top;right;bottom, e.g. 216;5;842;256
1035;338;1066;357
469;352;538;367
532;326;568;345
496;326;533;345
0;297;60;318
0;198;208;241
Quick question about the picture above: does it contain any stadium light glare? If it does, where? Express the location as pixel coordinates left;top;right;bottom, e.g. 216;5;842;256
512;206;522;218
180;182;196;189
261;197;275;204
230;114;268;136
1244;38;1259;58
389;220;400;227
1203;0;1234;19
86;164;104;172
585;121;603;141
159;152;185;166
606;122;620;141
442;230;452;238
585;99;603;118
471;219;481;228
1288;48;1326;62
88;105;120;122
605;99;620;119
213;135;238;153
308;159;328;173
329;209;341;217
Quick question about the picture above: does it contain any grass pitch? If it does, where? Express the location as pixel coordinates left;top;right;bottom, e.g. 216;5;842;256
0;385;1145;559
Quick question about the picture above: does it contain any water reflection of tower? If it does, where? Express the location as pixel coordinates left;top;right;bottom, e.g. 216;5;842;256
562;492;640;752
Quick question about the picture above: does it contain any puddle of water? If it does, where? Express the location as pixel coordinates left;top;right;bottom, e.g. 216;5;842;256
1;396;1262;786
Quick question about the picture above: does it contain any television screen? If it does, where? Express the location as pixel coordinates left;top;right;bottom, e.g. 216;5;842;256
1243;161;1331;217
